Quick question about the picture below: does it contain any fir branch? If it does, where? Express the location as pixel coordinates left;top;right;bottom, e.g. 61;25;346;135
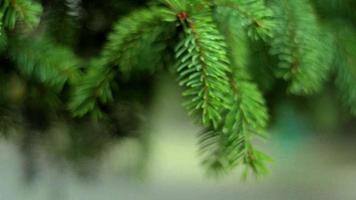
8;36;80;91
0;0;42;30
214;0;275;40
68;59;114;118
69;7;176;117
200;74;270;176
175;7;231;128
334;26;356;115
158;0;190;12
199;11;270;175
269;0;333;95
102;7;176;78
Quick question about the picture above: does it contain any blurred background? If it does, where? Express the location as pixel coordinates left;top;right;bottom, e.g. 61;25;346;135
1;0;356;199
1;75;356;200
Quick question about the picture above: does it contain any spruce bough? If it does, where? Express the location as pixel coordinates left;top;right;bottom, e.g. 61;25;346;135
69;0;355;176
1;0;355;177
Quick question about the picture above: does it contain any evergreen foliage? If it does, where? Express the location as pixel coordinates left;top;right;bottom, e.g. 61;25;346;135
0;0;42;30
175;7;231;128
333;24;356;115
68;59;114;118
268;0;333;94
0;0;355;178
8;36;80;90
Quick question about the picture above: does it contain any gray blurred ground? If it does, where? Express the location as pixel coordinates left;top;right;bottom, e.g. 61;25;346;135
1;76;356;200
